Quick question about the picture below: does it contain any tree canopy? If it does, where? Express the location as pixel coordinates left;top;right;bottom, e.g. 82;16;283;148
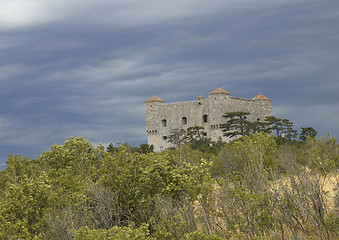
300;126;318;141
220;112;271;139
0;132;337;240
220;111;252;138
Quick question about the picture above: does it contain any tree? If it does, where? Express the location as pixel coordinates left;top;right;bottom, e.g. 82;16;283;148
185;126;216;153
0;172;51;239
98;145;215;227
213;133;279;239
221;112;273;139
248;121;271;134
300;127;317;141
220;112;251;138
167;128;187;149
1;135;337;239
186;126;206;144
264;116;298;141
139;144;154;154
281;119;298;141
74;223;152;240
107;143;119;153
264;116;283;137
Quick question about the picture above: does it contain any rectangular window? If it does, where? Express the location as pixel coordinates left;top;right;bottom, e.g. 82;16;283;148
203;115;208;123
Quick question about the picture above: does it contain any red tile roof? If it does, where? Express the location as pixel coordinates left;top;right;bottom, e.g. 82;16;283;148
145;96;165;103
209;88;230;95
252;93;270;101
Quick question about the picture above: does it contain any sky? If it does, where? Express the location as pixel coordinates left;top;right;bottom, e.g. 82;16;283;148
1;0;338;169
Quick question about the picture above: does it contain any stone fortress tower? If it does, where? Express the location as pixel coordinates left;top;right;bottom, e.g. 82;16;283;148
145;88;271;151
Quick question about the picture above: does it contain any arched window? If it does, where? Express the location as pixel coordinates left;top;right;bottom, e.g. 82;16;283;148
202;115;208;123
257;118;260;122
162;119;167;127
182;117;187;125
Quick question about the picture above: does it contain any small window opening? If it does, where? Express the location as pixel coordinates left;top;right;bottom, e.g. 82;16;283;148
163;136;167;140
203;115;208;123
182;117;187;125
257;118;260;122
162;119;167;127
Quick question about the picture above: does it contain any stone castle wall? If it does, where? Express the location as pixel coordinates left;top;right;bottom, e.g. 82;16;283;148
145;88;271;151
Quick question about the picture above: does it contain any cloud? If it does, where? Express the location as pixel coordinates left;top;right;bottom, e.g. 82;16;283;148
0;0;57;29
272;102;339;139
0;116;13;132
0;0;338;169
0;0;310;30
0;64;27;81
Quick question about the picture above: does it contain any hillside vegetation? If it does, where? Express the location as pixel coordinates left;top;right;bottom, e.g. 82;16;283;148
0;133;338;239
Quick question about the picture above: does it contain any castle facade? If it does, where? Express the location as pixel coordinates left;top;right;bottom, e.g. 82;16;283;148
145;88;271;151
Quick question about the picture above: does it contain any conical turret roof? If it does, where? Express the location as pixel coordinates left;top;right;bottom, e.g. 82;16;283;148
209;88;230;95
252;93;270;101
145;96;165;103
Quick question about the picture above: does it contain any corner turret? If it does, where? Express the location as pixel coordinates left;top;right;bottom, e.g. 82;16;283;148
209;88;230;95
145;96;165;103
252;93;270;101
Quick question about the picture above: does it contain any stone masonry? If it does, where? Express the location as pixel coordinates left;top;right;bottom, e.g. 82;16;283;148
145;88;271;151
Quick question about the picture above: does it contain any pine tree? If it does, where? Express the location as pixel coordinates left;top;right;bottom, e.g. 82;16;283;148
220;112;251;138
264;116;283;137
299;127;317;141
281;119;298;141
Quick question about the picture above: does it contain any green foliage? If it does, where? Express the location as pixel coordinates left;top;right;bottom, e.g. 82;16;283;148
300;136;338;175
265;116;283;137
107;143;119;153
265;116;300;142
220;177;276;238
98;146;215;225
214;132;278;178
0;172;51;239
139;144;154;154
221;112;271;139
74;223;152;240
0;134;337;239
184;231;220;240
39;136;105;179
281;118;298;141
220;111;251;138
150;214;220;240
186;126;206;143
325;213;339;236
300;127;318;142
167;128;187;149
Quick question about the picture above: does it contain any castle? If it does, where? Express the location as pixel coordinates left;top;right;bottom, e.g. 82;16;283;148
145;88;271;151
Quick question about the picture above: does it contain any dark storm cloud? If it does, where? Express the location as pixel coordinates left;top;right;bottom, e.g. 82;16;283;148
1;0;339;168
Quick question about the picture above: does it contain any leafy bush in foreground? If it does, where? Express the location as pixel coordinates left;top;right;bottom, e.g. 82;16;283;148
0;134;338;239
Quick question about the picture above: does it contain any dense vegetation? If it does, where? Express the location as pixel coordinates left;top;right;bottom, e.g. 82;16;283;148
0;132;338;239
